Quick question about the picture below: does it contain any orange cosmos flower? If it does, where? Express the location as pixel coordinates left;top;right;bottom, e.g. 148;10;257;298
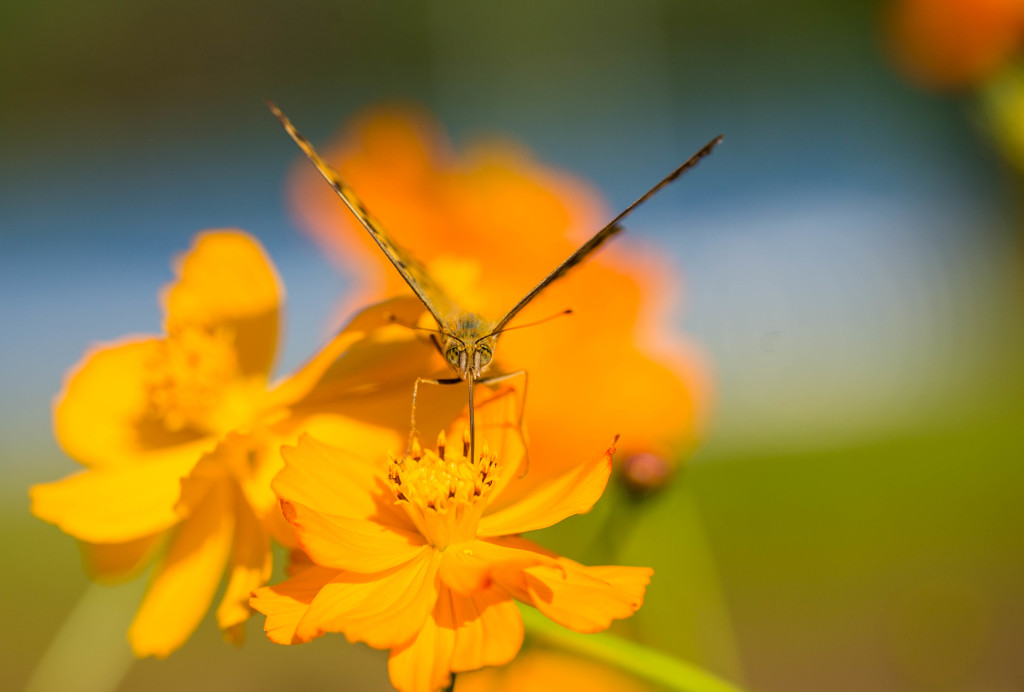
885;0;1024;89
250;392;653;692
30;230;455;657
288;106;710;493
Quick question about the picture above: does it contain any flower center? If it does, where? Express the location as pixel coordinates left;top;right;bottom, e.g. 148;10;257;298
146;325;241;433
387;430;498;548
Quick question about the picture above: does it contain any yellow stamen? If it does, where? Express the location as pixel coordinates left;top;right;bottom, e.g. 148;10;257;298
146;325;239;432
387;434;499;548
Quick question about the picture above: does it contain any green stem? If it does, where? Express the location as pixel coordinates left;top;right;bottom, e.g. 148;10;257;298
24;580;142;692
519;605;749;692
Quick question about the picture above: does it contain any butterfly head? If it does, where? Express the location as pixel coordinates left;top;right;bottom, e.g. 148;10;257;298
441;314;496;380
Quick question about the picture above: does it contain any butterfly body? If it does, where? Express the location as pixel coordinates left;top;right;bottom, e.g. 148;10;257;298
439;314;496;381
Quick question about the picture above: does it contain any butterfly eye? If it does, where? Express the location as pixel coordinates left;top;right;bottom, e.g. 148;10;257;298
446;347;460;365
478;346;492;365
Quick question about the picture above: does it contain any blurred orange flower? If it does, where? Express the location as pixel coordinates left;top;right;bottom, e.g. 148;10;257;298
455;648;653;692
288;106;710;492
251;391;652;692
885;0;1024;88
30;230;454;657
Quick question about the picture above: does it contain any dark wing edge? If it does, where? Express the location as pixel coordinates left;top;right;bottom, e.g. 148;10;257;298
266;99;457;327
491;134;724;334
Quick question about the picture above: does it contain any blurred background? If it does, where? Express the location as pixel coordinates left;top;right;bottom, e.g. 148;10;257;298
3;1;1024;690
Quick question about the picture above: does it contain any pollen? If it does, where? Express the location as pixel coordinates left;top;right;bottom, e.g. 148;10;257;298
387;430;499;547
146;325;239;432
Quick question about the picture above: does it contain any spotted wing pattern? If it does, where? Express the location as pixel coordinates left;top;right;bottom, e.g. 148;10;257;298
267;100;459;328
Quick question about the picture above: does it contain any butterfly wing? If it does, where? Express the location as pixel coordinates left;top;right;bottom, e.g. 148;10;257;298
491;134;723;334
267;100;459;327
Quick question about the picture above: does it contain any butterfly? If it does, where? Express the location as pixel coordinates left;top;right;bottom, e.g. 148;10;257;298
267;100;721;464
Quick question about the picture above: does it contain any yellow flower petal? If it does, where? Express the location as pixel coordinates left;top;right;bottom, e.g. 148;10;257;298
128;478;234;658
53;337;211;469
295;549;441;648
163;230;281;378
233;431;286;520
478;442;614;537
282;499;427;573
216;484;272;641
250;564;340;645
79;535;161;582
274;434;412;529
29;450;198;543
173;440;232;517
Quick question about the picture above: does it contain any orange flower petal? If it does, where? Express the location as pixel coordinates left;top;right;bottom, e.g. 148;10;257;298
447;588;523;673
128;478;234;658
886;0;1024;89
522;560;652;633
388;586;523;692
492;254;709;497
250;564;340;645
487;536;652;634
223;414;395;528
290;304;466;440
387;587;458;692
282;499;427;573
216;484;272;640
439;539;557;595
274;434;412;529
267;296;433;409
295;548;441;648
29;450;197;543
79;534;161;581
455;649;654;692
163;230;281;378
53;337;212;469
478;442;613;537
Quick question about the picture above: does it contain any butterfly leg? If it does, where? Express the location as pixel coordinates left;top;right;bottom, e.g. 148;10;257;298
476;370;530;476
407;375;462;459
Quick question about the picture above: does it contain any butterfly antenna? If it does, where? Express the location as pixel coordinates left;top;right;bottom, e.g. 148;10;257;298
604;134;724;231
490;136;723;336
384;312;443;336
478;309;573;341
